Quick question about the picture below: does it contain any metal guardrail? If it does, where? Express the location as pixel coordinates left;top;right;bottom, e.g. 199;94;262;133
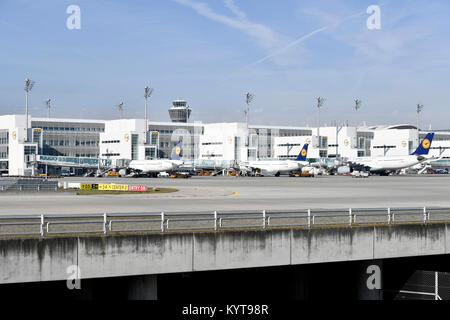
1;206;450;238
0;184;58;191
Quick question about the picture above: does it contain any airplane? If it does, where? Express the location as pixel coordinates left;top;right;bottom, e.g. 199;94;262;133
241;144;310;176
126;141;184;176
347;133;436;175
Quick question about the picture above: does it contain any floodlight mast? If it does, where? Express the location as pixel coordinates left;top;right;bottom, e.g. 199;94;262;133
354;99;362;130
316;97;325;143
45;99;51;119
118;102;124;119
416;104;423;131
24;78;35;141
144;86;154;144
245;92;254;129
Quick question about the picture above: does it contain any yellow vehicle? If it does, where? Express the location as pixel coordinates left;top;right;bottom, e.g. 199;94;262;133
170;173;191;178
289;171;312;177
197;170;213;176
107;171;119;177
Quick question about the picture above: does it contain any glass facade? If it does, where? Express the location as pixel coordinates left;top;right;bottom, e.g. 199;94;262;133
131;134;139;160
0;130;8;159
32;120;104;157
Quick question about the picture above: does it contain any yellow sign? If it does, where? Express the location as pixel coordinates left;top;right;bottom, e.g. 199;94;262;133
80;184;98;190
98;184;128;191
12;131;17;140
33;128;42;132
124;134;130;142
422;139;431;149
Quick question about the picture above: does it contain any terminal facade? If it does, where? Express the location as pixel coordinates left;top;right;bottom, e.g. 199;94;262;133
1;100;450;175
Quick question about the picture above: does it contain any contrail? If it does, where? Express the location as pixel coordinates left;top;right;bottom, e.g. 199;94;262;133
244;26;329;68
244;9;368;68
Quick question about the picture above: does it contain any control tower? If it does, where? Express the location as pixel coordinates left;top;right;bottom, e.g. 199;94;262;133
168;100;192;123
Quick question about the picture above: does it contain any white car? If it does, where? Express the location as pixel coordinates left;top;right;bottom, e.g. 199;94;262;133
157;172;170;178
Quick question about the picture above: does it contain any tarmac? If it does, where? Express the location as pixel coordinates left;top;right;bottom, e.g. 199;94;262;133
1;175;450;215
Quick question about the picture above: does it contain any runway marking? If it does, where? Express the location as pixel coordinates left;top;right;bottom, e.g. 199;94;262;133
228;192;240;196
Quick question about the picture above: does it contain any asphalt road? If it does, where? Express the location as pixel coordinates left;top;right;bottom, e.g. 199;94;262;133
1;175;450;216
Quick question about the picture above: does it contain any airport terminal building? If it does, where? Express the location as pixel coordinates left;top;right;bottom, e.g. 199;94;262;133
1;100;450;175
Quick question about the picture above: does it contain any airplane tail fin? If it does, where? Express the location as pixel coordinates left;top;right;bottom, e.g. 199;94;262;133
296;144;309;161
411;133;434;156
170;141;183;160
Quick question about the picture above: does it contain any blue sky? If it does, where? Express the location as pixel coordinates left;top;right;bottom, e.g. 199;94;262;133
0;0;449;128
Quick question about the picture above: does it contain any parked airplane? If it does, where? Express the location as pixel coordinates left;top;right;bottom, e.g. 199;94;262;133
241;144;310;176
126;141;184;176
348;133;435;174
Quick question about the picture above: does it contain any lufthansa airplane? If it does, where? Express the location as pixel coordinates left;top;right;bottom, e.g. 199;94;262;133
242;143;310;176
128;141;184;175
348;133;435;174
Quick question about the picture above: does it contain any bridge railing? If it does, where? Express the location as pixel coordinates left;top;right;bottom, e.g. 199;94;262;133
1;206;450;238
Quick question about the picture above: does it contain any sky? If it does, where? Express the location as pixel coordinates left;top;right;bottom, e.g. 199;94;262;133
0;0;449;128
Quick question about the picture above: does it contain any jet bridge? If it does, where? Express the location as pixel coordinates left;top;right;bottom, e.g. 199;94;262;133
36;155;112;169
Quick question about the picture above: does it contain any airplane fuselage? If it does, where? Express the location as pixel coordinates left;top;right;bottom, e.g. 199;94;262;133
128;160;183;173
245;160;308;175
350;155;428;172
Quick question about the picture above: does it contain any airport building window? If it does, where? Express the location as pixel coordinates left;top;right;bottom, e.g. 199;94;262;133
202;154;223;158
0;131;9;145
150;132;158;145
145;148;156;159
102;153;120;157
359;137;365;149
131;134;139;160
234;137;240;161
320;136;328;148
0;146;8;159
202;142;223;145
24;146;36;155
277;143;301;147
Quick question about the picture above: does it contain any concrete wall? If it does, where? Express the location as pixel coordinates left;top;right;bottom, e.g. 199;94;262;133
1;223;450;284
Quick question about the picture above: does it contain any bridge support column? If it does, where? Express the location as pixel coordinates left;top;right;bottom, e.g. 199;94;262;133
357;260;383;300
127;275;158;300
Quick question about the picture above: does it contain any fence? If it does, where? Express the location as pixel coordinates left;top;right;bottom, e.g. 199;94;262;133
0;178;58;191
1;206;450;238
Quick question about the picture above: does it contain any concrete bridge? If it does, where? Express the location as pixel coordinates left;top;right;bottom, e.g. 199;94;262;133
1;222;450;299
